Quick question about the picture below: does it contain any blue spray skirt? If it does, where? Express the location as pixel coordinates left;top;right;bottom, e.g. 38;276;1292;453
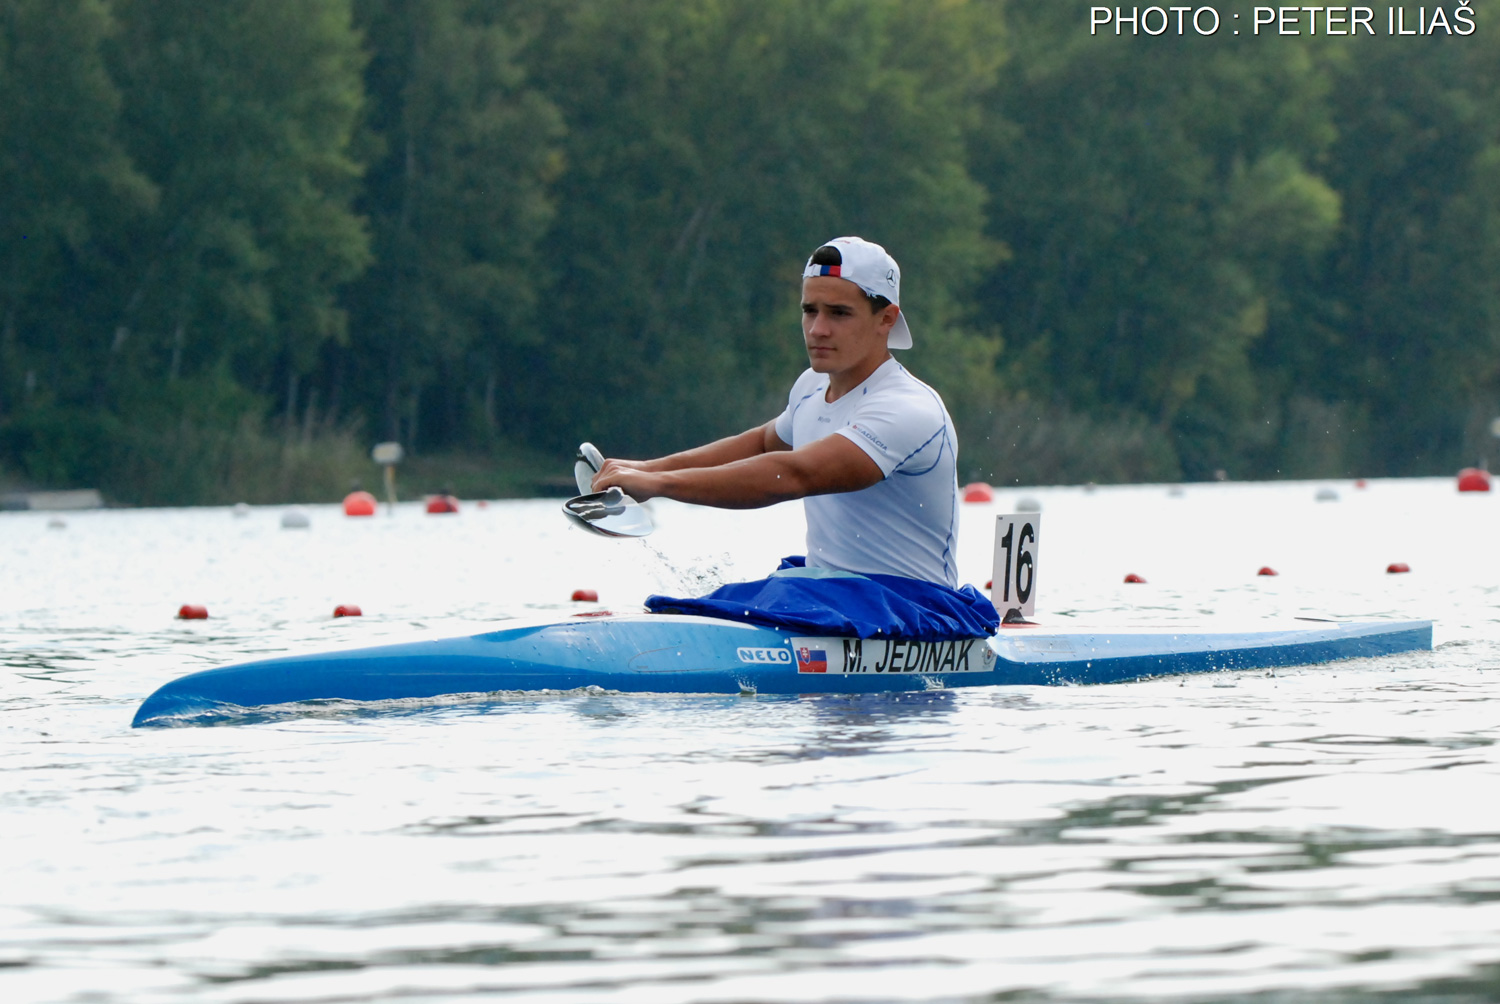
132;614;1432;727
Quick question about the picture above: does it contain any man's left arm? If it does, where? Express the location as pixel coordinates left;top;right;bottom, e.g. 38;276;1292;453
594;434;882;509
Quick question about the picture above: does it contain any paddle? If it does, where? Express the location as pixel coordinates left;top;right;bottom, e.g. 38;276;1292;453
562;443;655;537
574;441;604;495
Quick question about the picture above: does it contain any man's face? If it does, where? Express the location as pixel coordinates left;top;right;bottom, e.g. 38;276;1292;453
800;276;898;376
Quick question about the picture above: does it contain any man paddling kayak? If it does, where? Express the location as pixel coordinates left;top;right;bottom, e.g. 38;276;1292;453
593;236;961;587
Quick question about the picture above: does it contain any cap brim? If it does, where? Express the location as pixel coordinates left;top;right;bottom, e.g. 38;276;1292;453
887;312;912;350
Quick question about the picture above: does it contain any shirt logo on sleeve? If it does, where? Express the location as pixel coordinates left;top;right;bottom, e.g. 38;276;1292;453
851;423;888;452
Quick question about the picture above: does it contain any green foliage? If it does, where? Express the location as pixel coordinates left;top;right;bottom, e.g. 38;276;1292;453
104;0;369;391
521;0;1005;456
346;0;565;449
0;0;154;417
0;0;371;502
1279;29;1500;475
6;0;1500;501
973;3;1340;478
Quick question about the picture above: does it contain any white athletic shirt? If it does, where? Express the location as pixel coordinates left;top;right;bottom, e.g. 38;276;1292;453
772;358;960;586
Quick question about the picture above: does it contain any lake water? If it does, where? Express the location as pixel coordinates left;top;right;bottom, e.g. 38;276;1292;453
3;478;1499;1003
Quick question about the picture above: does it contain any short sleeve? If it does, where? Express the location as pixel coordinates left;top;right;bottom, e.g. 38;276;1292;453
835;381;948;478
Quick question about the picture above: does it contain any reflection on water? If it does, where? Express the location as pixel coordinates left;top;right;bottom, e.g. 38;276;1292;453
2;483;1500;1002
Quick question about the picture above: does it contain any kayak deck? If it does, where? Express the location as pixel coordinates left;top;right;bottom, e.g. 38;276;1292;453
132;614;1432;727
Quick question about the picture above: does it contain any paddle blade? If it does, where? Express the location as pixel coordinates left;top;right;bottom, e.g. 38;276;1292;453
574;442;604;495
562;488;654;538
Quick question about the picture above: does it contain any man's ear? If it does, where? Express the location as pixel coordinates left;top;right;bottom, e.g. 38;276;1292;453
879;303;902;334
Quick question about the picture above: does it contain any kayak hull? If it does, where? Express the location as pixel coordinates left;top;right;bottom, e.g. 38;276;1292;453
132;614;1432;727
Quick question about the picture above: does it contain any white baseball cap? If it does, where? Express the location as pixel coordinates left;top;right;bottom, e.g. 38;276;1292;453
802;236;912;349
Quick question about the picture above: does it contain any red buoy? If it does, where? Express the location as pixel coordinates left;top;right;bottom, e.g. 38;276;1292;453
333;604;362;617
343;491;377;516
426;494;460;514
1387;562;1411;574
1123;573;1146;584
1355;478;1368;489
177;604;208;620
571;588;599;602
984;579;993;590
962;482;994;503
1457;468;1491;492
1257;566;1278;577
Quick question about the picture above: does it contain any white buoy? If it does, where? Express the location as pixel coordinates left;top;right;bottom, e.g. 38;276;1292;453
1015;496;1042;512
47;517;66;530
232;502;251;518
1315;487;1340;502
281;507;311;529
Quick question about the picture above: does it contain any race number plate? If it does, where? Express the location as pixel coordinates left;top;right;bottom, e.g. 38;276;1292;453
790;637;996;675
993;513;1040;619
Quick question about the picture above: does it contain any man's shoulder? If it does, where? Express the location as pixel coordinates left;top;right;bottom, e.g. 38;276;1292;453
860;362;950;419
841;362;957;470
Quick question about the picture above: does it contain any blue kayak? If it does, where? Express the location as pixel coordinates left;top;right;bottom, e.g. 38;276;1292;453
132;613;1432;727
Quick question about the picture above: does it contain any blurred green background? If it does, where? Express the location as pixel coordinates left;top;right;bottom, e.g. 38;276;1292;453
2;0;1497;503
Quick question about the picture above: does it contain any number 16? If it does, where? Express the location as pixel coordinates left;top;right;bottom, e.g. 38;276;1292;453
993;514;1040;619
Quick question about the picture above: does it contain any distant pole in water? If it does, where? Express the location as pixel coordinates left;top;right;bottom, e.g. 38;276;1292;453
371;442;404;514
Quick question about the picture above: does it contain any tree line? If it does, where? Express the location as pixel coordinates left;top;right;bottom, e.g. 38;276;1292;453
2;0;1498;503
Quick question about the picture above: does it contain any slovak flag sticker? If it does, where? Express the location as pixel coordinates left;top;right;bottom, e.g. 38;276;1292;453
797;646;828;673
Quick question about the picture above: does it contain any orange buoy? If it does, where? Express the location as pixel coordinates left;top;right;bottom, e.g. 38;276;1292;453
425;494;460;514
1257;566;1278;577
343;491;377;516
571;588;599;602
1123;573;1146;584
962;482;994;503
333;604;362;618
177;604;208;620
1457;468;1491;492
1387;562;1411;574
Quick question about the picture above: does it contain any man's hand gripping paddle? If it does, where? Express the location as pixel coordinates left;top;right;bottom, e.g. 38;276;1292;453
562;442;654;538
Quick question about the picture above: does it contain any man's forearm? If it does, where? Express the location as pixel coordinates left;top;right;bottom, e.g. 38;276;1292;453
621;435;883;509
647;453;810;509
637;423;778;472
